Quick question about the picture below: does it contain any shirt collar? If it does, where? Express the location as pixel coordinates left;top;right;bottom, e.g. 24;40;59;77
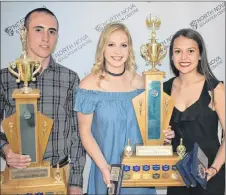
47;56;57;71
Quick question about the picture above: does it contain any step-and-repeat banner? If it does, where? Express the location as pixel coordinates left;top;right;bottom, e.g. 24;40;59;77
1;2;225;194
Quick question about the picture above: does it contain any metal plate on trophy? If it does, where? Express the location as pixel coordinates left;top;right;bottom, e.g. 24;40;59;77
108;164;124;195
20;104;36;162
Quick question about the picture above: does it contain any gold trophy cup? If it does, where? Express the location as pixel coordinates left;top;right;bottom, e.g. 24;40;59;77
1;25;67;194
8;25;42;94
121;15;185;187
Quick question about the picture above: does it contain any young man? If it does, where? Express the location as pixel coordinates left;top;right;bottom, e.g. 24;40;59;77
0;8;86;195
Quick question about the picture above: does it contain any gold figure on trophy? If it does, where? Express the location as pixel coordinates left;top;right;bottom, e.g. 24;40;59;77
140;15;167;71
121;15;185;187
124;139;134;157
8;25;41;94
177;138;186;159
1;26;67;194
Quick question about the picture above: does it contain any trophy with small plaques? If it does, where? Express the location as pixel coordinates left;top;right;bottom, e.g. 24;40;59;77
121;15;186;187
0;25;67;194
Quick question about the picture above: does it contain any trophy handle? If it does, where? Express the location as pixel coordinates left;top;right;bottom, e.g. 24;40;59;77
31;62;42;81
158;45;167;61
8;63;20;82
140;44;150;63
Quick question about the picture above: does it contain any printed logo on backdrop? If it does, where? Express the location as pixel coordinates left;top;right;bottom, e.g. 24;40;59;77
95;4;139;32
53;34;92;63
160;34;174;52
209;56;222;71
4;5;47;36
158;3;225;50
189;2;225;30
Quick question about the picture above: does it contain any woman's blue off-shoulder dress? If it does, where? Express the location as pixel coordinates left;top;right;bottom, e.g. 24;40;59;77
74;88;156;195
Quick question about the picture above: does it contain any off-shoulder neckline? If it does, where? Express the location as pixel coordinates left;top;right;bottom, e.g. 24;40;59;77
77;87;144;97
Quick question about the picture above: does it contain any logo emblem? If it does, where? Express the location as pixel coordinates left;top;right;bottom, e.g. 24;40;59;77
5;26;14;36
152;173;160;179
171;172;179;180
162;165;170;171
123;172;130;180
123;165;130;172
198;164;206;179
143;165;150;171
108;183;115;195
190;20;198;30
142;173;151;180
24;111;31;120
152;164;160;171
151;89;158;97
133;165;140;172
162;172;170;179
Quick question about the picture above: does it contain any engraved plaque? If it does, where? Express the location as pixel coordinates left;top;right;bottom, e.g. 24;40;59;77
20;104;36;162
11;167;48;179
108;164;123;195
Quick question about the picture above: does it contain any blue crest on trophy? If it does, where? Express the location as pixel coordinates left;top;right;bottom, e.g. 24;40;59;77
142;165;150;171
133;165;140;172
123;165;131;172
172;165;177;171
152;164;160;171
162;165;170;171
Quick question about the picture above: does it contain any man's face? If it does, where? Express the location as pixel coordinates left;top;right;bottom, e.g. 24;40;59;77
26;12;58;61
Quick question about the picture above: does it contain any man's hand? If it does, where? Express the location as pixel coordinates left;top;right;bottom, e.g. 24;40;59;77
3;144;31;168
68;186;83;195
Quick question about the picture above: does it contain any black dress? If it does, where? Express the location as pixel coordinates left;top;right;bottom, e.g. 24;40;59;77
164;77;225;195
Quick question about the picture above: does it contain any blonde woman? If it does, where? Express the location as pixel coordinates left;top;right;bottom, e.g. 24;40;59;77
74;23;174;194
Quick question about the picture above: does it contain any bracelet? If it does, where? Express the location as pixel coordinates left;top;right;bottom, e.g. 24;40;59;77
210;166;218;174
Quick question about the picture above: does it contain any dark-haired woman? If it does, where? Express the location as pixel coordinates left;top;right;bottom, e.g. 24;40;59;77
164;28;225;195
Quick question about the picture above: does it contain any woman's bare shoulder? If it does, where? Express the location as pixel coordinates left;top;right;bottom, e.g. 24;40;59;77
79;73;99;90
131;72;145;89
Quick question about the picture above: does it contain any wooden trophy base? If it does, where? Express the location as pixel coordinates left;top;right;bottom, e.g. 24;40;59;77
121;153;185;187
1;161;67;194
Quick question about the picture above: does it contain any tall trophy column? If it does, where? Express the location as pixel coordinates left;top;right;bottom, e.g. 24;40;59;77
121;16;186;187
0;26;67;194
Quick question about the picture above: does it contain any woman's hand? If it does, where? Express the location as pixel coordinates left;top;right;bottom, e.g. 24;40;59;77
100;164;111;187
206;166;218;181
163;125;175;144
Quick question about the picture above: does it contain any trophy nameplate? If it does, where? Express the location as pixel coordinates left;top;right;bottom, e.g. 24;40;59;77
0;25;67;194
121;15;185;187
11;167;49;179
136;145;173;156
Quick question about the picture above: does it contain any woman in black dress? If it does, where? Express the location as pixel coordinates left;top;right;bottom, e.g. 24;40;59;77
164;29;225;195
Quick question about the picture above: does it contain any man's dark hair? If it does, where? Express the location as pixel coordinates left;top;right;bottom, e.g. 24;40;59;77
24;7;59;30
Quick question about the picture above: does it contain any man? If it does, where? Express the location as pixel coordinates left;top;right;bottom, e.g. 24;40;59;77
0;8;86;194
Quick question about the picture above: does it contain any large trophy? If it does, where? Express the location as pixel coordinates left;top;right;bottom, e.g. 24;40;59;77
121;16;185;187
0;26;67;194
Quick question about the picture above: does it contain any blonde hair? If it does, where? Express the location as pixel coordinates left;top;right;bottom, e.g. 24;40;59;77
91;22;137;85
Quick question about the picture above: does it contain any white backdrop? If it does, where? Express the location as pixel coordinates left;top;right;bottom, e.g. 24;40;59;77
1;2;225;194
